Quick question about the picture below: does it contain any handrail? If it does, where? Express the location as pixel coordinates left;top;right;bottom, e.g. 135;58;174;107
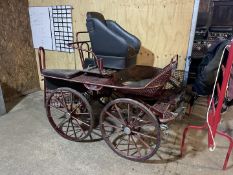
68;42;102;75
75;31;92;68
76;31;90;43
76;31;89;36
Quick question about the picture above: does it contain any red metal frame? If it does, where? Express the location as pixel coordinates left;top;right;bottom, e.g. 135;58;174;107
68;41;103;75
38;47;46;73
180;41;233;170
76;31;92;68
38;47;47;106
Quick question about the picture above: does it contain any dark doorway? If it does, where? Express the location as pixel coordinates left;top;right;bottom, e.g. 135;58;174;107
188;0;233;84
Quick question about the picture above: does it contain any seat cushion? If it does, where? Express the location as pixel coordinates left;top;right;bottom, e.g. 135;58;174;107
98;55;136;69
122;78;152;87
42;69;81;79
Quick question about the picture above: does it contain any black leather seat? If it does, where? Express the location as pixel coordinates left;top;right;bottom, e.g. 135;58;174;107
42;69;81;79
86;12;141;69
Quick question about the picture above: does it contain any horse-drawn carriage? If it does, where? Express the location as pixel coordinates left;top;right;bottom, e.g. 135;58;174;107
39;12;185;161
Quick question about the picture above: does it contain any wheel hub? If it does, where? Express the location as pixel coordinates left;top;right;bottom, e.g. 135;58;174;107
123;127;131;135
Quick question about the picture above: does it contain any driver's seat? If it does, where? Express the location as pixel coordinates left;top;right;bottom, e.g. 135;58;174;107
86;12;141;69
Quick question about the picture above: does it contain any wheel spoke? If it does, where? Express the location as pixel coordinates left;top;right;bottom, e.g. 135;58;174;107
70;93;73;111
130;110;146;127
114;135;127;149
105;130;124;138
131;135;142;157
134;134;152;150
65;118;71;134
114;104;127;125
139;119;153;125
70;102;82;114
137;110;146;118
127;135;130;156
105;111;125;125
134;119;153;128
70;119;77;138
131;130;157;140
127;103;130;123
71;117;85;137
118;147;137;152
49;105;67;114
72;116;90;127
51;112;67;121
57;117;70;128
70;123;82;130
66;129;80;135
103;123;122;130
89;133;93;140
60;90;69;111
61;124;81;130
91;130;102;138
58;115;66;120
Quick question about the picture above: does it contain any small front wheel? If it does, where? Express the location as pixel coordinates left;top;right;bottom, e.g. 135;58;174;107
100;98;160;161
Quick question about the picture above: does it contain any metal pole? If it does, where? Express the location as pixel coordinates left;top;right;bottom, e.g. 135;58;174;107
183;0;200;85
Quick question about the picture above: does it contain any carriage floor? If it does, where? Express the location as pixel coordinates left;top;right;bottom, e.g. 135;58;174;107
0;91;232;175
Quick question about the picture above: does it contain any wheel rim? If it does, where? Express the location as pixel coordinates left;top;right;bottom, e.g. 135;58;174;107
46;88;94;141
100;98;160;161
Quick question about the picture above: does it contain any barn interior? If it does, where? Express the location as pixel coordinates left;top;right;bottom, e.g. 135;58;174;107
0;0;232;174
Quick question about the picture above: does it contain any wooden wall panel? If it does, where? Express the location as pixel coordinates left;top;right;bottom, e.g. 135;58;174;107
29;0;194;87
0;0;39;104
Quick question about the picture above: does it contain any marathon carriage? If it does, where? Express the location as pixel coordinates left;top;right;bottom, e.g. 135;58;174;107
39;12;185;161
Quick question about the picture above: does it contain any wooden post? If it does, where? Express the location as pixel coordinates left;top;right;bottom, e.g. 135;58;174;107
0;84;6;116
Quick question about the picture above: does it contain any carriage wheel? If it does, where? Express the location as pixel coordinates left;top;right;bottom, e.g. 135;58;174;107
100;98;160;161
46;87;94;141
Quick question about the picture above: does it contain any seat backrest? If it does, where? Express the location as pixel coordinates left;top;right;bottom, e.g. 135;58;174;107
86;12;128;56
85;12;140;69
86;12;106;26
106;20;141;53
86;12;141;55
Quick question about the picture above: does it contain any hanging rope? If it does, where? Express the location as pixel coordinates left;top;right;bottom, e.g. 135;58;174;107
206;45;228;151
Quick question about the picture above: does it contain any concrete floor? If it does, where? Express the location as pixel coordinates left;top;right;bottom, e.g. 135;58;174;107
0;91;232;175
